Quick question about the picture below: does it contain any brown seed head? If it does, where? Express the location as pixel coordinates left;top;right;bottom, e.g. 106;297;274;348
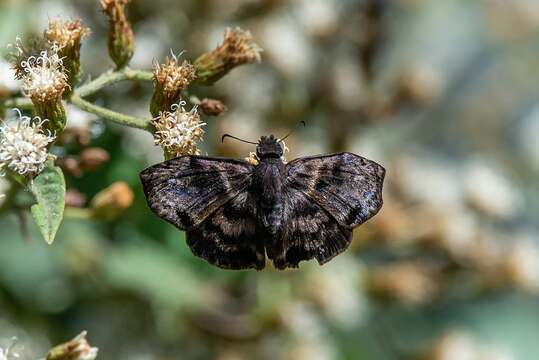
45;18;90;87
45;18;90;52
194;27;263;85
150;55;196;116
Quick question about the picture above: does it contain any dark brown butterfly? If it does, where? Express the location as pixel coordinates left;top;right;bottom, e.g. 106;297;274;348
140;134;385;270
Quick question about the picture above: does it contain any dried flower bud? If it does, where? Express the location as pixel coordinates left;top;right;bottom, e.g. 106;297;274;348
0;109;55;176
45;18;90;87
65;189;87;208
80;147;110;171
59;157;83;178
46;331;98;360
199;98;227;116
15;41;68;132
368;262;439;305
150;54;196;117
101;0;134;69
91;181;134;220
58;127;91;147
152;101;205;159
194;27;262;85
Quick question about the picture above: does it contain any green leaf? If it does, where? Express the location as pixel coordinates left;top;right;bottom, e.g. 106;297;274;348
30;160;66;245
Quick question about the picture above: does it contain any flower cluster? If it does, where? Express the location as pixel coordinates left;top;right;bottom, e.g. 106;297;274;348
150;53;196;116
194;27;263;84
152;102;205;158
0;110;55;176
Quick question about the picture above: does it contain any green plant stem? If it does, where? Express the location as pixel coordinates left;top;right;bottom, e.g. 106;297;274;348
76;68;153;97
0;97;33;111
70;94;153;131
64;207;94;220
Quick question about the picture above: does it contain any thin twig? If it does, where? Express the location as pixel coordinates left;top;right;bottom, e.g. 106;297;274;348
76;68;153;97
0;97;33;111
70;94;153;131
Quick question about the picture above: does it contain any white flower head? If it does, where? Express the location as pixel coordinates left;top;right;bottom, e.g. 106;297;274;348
19;43;68;103
0;109;55;175
152;101;205;157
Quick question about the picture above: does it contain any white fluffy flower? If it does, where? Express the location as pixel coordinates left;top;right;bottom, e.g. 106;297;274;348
152;101;205;157
19;43;68;103
0;109;55;175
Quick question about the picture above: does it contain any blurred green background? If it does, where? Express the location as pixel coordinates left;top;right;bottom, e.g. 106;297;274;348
1;0;539;359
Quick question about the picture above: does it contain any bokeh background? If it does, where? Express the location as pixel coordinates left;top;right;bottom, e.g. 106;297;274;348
1;0;539;359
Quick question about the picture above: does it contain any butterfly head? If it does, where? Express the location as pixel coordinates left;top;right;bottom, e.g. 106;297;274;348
256;135;283;159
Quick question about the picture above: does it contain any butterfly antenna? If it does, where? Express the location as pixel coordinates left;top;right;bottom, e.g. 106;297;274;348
221;134;258;145
279;121;306;142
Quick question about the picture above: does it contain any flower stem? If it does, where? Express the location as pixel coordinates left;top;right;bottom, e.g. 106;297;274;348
0;97;34;111
64;207;95;220
76;68;153;97
70;94;153;131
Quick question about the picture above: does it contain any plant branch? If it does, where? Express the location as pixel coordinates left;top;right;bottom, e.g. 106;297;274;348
0;97;33;112
76;68;153;97
64;207;95;220
69;94;153;131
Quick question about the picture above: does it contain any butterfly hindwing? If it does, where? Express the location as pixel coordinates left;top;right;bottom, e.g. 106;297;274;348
186;191;266;270
268;187;352;269
140;156;254;230
285;152;385;229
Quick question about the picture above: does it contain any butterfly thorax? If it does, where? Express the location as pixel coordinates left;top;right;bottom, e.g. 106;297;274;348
253;135;286;234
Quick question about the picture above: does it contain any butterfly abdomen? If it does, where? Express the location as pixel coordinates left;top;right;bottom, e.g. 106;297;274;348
253;158;285;235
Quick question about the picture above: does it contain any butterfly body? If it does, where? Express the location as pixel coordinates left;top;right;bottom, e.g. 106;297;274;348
140;135;385;270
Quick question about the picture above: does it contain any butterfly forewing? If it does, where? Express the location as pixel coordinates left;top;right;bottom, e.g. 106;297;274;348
285;152;385;229
140;156;254;230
